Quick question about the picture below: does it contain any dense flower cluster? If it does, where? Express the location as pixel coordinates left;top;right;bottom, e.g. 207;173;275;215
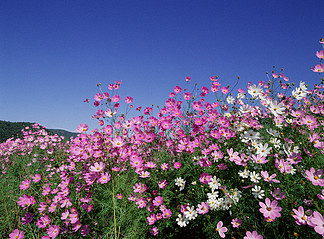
1;37;324;238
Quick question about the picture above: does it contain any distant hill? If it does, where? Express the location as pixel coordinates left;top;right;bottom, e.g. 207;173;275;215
47;128;78;140
0;120;78;143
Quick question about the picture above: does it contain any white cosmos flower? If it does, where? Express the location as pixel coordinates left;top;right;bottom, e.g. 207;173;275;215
252;185;265;199
176;214;189;227
248;84;263;98
269;100;286;117
184;206;198;220
250;171;261;183
226;96;235;104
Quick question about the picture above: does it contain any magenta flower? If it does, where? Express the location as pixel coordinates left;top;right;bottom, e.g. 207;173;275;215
199;173;212;184
309;211;324;236
158;180;167;189
216;221;227;238
150;226;159;236
259;198;282;220
19;179;31;190
174;162;181;169
244;231;263;239
231;218;242;228
153;196;163;207
183;92;192;100
22;212;33;224
9;229;24;239
81;225;90;236
162;208;172;219
32;174;41;183
125;96;133;103
116;193;123;200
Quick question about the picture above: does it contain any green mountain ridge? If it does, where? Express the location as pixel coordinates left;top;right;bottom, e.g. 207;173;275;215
0;120;78;143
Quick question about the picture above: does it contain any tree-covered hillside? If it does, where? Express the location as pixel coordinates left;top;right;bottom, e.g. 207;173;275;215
0;120;78;143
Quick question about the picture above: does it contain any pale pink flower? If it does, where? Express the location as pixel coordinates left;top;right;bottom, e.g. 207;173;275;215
292;206;308;225
89;162;105;172
9;229;24;239
259;198;282;220
216;221;227;238
76;123;88;133
305;167;324;186
244;231;263;239
197;202;209;214
312;64;324;72
309;211;324;236
46;225;59;238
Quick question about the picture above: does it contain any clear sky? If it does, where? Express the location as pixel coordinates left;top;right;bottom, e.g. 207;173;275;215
1;0;323;133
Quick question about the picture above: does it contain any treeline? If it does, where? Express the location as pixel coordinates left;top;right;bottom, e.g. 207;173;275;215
0;120;35;143
0;120;79;143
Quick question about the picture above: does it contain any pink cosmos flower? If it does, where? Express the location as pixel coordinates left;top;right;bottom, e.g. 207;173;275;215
19;179;31;190
48;202;58;213
183;92;192;100
153;196;163;207
36;215;51;228
9;229;24;239
185;76;191;82
116;193;123;199
111;95;121;102
309;211;324;236
98;172;111;184
259;198;282;220
199;173;212;184
261;171;280;183
174;162;181;169
174;86;182;93
244;231;263;239
81;225;90;236
89;162;105;172
316;50;324;59
160;163;169;171
305;167;324;186
150;226;159;236
76;123;88;133
221;87;229;94
125;96;133;103
158;180;167;189
197;202;209;214
136;197;147;209
46;225;59;238
231;218;242;228
312;64;324;72
292;206;308;225
162;208;172;219
32;174;41;183
147;214;157;225
111;136;124;148
271;188;286;200
216;221;227;238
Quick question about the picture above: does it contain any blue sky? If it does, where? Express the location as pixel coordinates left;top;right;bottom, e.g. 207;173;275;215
1;0;323;132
